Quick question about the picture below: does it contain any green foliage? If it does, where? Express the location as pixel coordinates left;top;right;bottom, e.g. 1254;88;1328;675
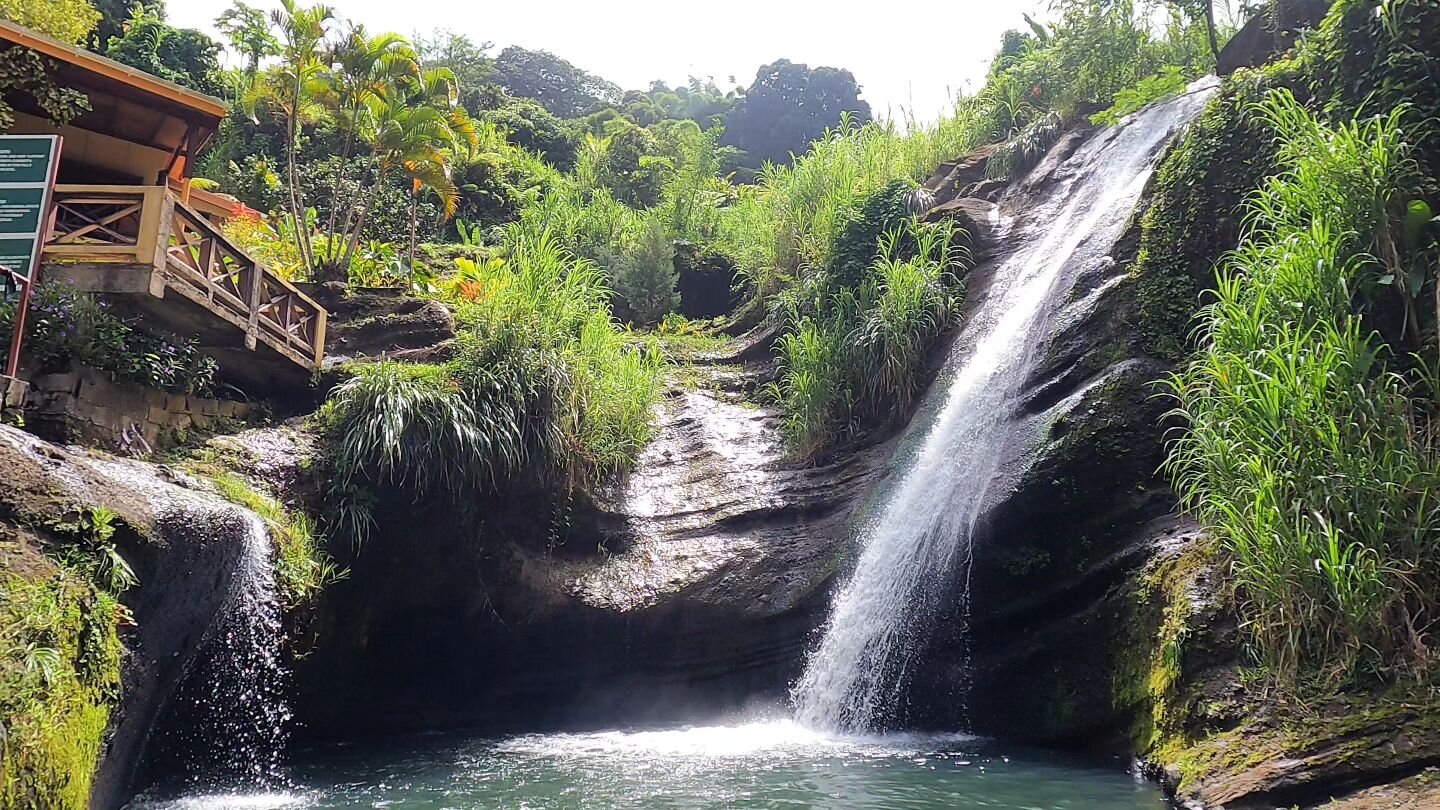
206;471;344;605
1132;65;1295;361
0;569;121;810
490;45;620;119
1;504;134;809
1306;0;1440;178
215;2;277;74
0;46;91;132
0;284;220;396
610;221;679;326
477;95;580;171
1092;65;1190;127
830;180;920;289
717;111;981;302
985;111;1064;181
0;0;100;44
105;3;225;97
323;233;661;540
1165;90;1439;685
771;218;967;454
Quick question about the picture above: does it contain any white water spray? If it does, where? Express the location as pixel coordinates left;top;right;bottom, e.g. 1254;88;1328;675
793;83;1218;732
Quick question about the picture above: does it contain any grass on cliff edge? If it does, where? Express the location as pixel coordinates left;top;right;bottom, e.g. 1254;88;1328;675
0;538;124;809
319;231;663;543
1164;86;1440;686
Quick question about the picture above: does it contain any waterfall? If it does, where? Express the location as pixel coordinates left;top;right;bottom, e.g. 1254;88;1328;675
792;82;1218;733
153;509;293;785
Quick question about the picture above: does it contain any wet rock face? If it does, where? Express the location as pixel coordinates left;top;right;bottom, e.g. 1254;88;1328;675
899;171;1194;743
1217;0;1332;76
293;345;894;738
0;427;259;809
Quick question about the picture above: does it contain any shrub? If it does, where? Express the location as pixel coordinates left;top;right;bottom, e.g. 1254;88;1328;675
610;221;679;326
1165;90;1439;685
0;285;220;396
322;231;662;540
770;218;966;454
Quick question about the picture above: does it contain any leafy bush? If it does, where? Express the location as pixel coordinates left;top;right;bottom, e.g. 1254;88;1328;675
771;218;966;454
610;221;679;326
1091;65;1191;127
1165;90;1439;685
0;285;220;396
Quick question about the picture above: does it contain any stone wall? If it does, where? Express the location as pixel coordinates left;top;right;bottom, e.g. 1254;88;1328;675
24;365;256;454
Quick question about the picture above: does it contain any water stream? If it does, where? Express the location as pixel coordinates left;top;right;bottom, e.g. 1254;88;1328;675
793;82;1218;732
146;510;293;786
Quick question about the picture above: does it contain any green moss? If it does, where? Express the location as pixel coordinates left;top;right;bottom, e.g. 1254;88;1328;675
1131;64;1299;361
1305;0;1440;177
0;562;122;809
1112;538;1221;756
192;466;344;607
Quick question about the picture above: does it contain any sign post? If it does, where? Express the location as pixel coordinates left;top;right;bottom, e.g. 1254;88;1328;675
0;135;61;389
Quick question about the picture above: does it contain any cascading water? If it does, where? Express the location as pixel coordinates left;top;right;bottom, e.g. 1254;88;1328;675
148;509;292;785
793;81;1219;733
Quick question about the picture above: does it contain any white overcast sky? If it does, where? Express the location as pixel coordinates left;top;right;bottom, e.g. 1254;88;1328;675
167;1;1055;124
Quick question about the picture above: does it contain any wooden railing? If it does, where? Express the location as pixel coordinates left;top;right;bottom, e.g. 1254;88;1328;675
44;185;325;368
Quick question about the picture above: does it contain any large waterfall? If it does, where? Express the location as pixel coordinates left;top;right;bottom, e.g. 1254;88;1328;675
793;82;1218;733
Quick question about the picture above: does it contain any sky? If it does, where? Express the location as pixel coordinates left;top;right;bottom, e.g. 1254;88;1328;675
167;0;1051;125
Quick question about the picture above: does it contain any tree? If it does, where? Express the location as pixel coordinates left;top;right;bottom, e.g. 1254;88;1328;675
722;59;872;172
477;94;579;170
417;30;493;104
216;2;278;74
0;0;101;45
1167;0;1221;63
91;0;145;51
105;4;225;97
490;46;619;118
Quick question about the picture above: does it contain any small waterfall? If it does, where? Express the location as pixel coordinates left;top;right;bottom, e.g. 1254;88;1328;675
793;82;1217;732
152;510;292;785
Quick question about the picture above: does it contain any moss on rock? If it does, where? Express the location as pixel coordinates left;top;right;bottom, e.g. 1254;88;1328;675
1131;64;1299;361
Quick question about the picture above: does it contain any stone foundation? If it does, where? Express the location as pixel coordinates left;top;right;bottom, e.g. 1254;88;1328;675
24;365;256;453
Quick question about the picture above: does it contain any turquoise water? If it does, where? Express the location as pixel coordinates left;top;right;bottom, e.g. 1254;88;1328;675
132;720;1167;810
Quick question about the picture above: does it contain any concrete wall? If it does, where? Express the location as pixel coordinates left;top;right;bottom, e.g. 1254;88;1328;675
24;365;256;454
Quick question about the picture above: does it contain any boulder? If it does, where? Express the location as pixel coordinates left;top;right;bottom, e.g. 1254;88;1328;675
1218;0;1333;76
923;197;999;254
923;144;998;205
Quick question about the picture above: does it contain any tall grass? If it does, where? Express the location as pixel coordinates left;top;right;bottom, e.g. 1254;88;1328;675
771;218;966;454
717;113;984;300
322;230;662;539
1165;90;1440;685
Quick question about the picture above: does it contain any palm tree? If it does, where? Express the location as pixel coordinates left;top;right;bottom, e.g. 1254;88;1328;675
251;0;333;279
335;68;476;272
317;27;418;273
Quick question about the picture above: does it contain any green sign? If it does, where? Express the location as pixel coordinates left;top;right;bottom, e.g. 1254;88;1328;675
0;137;61;184
0;135;60;285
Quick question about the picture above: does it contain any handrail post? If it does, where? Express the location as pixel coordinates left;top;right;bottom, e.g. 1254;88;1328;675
149;190;174;298
245;259;261;351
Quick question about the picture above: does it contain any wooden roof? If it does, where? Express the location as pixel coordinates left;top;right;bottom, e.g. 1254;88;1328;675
0;20;226;155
